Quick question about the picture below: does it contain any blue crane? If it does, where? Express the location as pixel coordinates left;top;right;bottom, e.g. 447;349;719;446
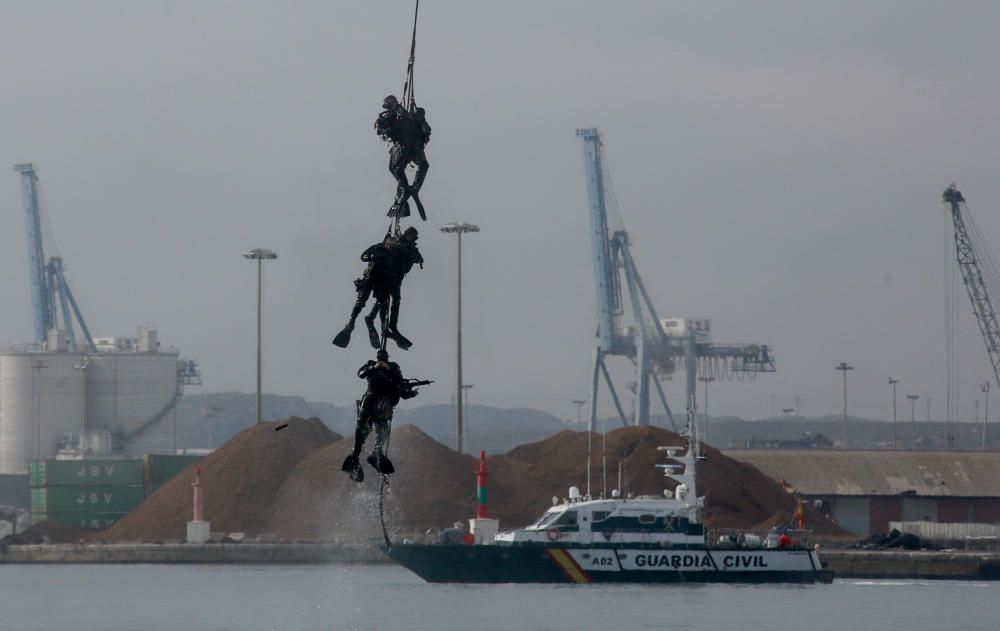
15;163;96;352
577;129;775;431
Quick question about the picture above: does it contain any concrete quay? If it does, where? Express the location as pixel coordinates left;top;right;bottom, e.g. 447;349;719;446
820;549;1000;580
0;542;389;564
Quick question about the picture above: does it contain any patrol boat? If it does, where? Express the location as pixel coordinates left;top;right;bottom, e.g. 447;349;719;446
387;428;832;584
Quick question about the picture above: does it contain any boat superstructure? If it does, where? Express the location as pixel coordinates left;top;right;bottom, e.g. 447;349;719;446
388;421;831;584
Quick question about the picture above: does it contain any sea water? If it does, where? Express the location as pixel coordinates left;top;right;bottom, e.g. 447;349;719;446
0;564;994;631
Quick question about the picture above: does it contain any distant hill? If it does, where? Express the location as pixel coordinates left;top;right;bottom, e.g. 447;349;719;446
177;393;569;455
179;393;999;454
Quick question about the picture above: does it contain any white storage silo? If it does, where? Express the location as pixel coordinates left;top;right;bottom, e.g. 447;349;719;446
85;351;179;457
0;351;86;474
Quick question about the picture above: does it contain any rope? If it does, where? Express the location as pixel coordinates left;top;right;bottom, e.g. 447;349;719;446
402;0;419;112
378;421;392;547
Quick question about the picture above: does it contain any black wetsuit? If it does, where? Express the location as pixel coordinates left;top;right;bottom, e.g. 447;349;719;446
346;240;396;329
376;106;431;216
387;238;423;336
348;359;418;466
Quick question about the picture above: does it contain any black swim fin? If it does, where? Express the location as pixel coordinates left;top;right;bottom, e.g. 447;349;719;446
387;330;412;351
367;453;395;475
342;454;365;482
332;325;353;348
365;320;381;349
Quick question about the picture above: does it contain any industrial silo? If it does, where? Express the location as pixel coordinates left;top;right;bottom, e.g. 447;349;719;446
0;351;87;474
84;334;180;457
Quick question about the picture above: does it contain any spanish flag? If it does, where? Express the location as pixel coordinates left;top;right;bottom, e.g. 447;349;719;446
794;499;805;529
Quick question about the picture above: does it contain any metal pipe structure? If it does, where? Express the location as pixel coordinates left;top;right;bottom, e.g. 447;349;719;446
889;378;899;449
981;382;991;450
243;248;277;425
907;394;919;450
441;223;479;453
698;376;715;447
835;362;855;449
572;399;588;495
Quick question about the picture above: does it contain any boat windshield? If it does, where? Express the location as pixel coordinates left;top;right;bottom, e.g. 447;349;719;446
530;510;562;529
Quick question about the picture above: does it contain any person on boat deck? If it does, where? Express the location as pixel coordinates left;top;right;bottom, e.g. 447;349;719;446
341;349;421;482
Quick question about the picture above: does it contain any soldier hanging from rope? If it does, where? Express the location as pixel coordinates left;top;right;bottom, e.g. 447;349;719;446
375;95;431;221
341;349;431;482
332;228;423;350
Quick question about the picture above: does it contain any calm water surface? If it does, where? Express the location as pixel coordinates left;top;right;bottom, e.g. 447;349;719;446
0;564;994;631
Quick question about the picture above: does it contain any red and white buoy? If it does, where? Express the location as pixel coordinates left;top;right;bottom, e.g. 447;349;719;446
469;450;499;544
476;450;489;519
192;466;204;522
186;465;211;544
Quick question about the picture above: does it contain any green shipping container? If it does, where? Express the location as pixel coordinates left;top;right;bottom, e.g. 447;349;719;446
31;485;145;513
144;454;202;491
29;459;144;487
31;512;128;530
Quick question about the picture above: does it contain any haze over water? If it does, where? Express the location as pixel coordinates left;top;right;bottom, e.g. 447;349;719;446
0;564;992;630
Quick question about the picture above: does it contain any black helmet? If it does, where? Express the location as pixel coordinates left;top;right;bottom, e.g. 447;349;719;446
403;226;418;241
376;349;389;362
383;95;399;109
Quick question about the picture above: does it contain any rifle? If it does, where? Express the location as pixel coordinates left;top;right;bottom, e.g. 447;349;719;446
405;379;434;388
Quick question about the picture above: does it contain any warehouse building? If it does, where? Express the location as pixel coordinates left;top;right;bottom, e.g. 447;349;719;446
725;450;1000;536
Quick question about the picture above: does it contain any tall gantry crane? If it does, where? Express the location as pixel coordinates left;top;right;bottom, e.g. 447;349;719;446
577;128;775;431
943;185;1000;389
15;163;96;352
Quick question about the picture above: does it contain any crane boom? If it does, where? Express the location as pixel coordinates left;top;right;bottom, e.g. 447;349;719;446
944;185;1000;387
13;163;96;351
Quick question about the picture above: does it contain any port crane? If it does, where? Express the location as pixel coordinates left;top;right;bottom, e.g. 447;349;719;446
943;185;1000;390
577;129;775;431
15;163;96;352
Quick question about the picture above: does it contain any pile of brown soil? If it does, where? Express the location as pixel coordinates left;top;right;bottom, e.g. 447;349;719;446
486;426;843;535
93;418;844;542
91;417;339;541
266;424;478;541
2;520;87;545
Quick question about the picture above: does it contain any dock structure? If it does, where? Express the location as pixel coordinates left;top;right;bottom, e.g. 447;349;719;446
725;450;1000;537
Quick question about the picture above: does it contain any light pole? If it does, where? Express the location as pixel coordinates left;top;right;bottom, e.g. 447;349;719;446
907;394;919;450
782;407;794;420
462;384;474;440
981;382;991;450
698;376;715;446
889;378;899;450
441;222;479;453
835;362;854;449
243;248;277;425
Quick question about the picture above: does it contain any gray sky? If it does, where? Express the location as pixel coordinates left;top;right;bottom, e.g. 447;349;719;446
3;1;1000;424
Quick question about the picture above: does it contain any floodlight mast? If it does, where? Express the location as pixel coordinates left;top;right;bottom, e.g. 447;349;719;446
243;248;278;425
441;223;479;453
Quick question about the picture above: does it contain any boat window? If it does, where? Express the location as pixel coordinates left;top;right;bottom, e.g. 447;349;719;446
638;514;656;525
554;510;578;528
531;510;560;529
591;511;610;523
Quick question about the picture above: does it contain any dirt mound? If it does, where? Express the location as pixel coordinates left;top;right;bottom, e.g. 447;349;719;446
491;426;844;535
266;425;478;540
91;417;339;541
93;418;843;541
2;520;87;545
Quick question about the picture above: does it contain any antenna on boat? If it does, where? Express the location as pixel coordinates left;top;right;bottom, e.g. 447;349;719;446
601;411;608;498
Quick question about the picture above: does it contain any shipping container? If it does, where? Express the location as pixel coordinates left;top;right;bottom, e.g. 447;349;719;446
144;454;202;491
30;485;145;513
31;511;128;530
29;459;144;487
